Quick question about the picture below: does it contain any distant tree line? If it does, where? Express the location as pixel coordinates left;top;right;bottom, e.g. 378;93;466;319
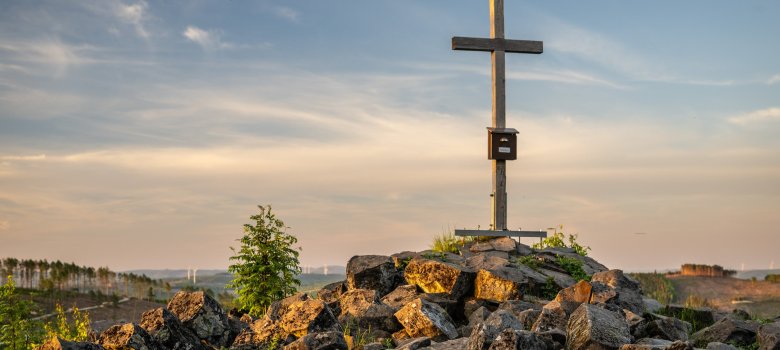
0;257;168;300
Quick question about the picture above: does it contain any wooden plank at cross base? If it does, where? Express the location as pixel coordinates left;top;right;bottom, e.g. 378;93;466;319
453;229;547;238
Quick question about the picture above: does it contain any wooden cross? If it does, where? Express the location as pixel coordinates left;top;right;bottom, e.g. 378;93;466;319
452;0;546;238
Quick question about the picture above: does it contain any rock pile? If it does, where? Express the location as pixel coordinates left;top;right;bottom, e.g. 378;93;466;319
39;237;779;350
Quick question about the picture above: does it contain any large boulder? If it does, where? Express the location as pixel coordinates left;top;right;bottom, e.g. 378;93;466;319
467;309;522;350
167;291;231;347
531;300;568;333
555;280;593;315
317;281;347;314
394;298;458;340
395;337;432;350
691;317;759;348
98;323;161;350
566;303;631;350
382;285;420;311
38;337;105;350
758;321;780;350
474;268;530;302
591;270;645;315
139;307;204;350
487;329;547;350
338;289;400;333
404;258;476;300
277;299;340;339
284;331;348;350
633;315;692;341
347;255;399;297
465;254;510;271
536;249;609;276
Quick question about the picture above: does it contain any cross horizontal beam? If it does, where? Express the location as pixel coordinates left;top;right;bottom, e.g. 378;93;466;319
454;229;547;238
452;37;543;54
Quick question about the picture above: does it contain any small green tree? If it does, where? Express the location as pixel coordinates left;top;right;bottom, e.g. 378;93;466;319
228;205;302;317
0;275;43;350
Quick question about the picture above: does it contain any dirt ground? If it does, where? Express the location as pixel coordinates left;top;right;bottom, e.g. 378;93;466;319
669;275;780;319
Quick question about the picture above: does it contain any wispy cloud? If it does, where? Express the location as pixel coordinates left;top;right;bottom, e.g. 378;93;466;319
0;220;9;231
0;154;47;161
182;26;234;50
410;62;625;88
112;0;151;38
767;74;780;85
0;40;96;76
273;6;300;22
728;107;780;125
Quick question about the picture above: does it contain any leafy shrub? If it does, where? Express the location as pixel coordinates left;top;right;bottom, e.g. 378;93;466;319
42;304;93;342
514;255;543;271
540;277;560;300
430;231;461;254
556;255;590;282
765;274;780;283
533;225;590;256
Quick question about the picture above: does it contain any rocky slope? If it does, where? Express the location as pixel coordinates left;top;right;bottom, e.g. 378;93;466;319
40;237;780;350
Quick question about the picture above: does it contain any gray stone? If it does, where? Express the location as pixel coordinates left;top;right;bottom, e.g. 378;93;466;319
487;329;547;350
517;309;541;331
468;306;493;326
98;323;161;350
467;309;522;350
140;307;204;350
382;285;420;310
706;342;739;350
167;291;231;347
758;321;780;350
644;299;664;313
362;342;385;350
465;254;510;271
38;338;105;350
347;255;399;297
620;339;693;350
566;303;631;350
404;258;476;300
536;249;609;276
516;243;533;256
691;316;759;348
395;298;459;340
590;270;645;315
489;237;517;252
538;329;567;350
471;242;495;253
283;331;348;350
339;289;400;333
397;337;432;350
531;300;567;333
634;316;692;341
464;298;490;319
425;337;469;350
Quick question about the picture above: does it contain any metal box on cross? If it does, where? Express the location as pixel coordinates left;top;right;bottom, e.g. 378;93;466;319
487;127;518;160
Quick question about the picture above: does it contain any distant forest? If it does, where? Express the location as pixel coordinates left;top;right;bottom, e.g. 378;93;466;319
0;257;167;300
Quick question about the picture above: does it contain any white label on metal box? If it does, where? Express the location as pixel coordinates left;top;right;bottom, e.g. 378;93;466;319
498;147;511;153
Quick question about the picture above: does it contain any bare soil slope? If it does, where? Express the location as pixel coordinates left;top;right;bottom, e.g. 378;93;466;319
669;275;780;318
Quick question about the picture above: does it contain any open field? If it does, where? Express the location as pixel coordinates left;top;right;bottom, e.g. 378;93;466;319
668;275;780;319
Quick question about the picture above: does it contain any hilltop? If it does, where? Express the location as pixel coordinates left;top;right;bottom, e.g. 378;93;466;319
34;236;780;350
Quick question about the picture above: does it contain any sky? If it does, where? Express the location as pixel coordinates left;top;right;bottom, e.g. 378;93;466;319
1;1;778;272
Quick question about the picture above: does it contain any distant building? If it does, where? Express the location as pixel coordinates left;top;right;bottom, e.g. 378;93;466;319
680;264;736;277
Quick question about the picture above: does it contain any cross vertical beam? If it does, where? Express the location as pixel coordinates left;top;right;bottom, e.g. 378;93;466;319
452;0;542;231
491;0;507;230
